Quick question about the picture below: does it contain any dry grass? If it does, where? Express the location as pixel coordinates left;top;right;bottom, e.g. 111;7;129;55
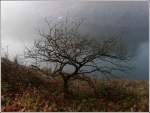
1;58;149;112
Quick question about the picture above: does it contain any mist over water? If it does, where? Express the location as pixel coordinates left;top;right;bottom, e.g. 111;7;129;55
1;1;149;80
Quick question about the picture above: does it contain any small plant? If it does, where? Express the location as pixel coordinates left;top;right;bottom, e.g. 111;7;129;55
1;96;11;106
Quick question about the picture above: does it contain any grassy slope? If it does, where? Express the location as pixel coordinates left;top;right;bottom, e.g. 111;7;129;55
1;58;149;112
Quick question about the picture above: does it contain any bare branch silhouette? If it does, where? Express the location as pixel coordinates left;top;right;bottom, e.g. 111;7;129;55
25;17;131;94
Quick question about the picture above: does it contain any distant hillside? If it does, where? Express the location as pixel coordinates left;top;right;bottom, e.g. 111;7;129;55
1;57;149;112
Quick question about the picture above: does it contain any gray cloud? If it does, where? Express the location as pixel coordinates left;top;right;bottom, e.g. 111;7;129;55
1;1;148;79
129;42;149;80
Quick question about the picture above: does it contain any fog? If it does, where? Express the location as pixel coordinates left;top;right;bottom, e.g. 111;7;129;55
1;1;149;80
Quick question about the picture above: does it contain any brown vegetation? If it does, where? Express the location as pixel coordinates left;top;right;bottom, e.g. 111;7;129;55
1;57;149;112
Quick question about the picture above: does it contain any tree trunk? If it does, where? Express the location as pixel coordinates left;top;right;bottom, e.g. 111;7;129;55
63;77;69;95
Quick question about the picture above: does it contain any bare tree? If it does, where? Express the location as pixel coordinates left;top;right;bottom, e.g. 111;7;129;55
25;18;130;94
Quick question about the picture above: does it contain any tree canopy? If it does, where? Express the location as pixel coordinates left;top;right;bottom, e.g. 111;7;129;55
25;18;131;93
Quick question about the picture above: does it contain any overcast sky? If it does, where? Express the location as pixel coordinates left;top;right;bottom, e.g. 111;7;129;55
1;1;149;79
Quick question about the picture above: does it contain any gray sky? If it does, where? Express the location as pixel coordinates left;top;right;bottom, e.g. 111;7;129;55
1;1;149;79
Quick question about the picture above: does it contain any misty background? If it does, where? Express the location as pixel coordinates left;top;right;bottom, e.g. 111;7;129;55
1;1;149;80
